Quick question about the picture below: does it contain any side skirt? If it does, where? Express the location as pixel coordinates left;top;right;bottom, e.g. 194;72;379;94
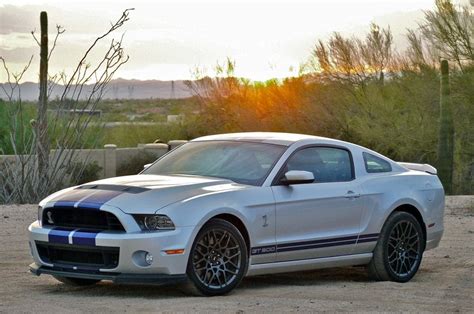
246;253;372;276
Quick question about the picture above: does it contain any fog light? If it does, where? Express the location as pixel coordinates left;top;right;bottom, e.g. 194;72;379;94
145;252;153;265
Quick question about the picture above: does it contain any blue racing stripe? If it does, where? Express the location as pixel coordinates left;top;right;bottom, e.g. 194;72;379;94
48;227;74;244
72;229;101;246
277;239;358;253
53;200;76;207
73;201;102;210
51;189;98;207
76;190;124;210
357;237;379;244
277;235;359;249
358;233;379;239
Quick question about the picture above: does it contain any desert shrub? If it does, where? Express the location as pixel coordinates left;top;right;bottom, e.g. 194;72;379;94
116;152;158;176
66;161;103;185
0;100;36;154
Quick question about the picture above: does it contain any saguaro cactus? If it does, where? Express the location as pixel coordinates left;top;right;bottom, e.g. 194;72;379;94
437;60;454;194
37;11;49;182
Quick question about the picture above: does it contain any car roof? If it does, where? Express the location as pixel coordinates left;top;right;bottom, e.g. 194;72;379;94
192;132;406;173
192;132;340;146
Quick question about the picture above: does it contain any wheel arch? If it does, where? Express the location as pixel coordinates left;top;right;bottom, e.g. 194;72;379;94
206;213;251;256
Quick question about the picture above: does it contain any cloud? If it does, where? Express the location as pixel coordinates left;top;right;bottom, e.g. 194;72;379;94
0;47;35;63
0;4;120;35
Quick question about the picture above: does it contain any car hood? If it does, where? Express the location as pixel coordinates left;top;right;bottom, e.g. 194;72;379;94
43;174;248;214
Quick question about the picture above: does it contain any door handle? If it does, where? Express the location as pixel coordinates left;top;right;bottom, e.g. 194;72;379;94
345;190;361;199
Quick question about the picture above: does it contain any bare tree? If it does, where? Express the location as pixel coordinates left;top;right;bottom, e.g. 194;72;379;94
0;9;133;204
309;24;395;86
402;29;439;70
420;0;474;70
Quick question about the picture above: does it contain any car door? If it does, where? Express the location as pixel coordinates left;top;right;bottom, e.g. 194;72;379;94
271;146;365;262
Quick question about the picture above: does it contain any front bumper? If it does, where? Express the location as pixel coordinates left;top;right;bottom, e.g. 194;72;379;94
28;221;196;277
29;263;187;285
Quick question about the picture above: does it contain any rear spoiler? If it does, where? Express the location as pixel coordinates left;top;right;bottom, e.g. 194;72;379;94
397;162;437;175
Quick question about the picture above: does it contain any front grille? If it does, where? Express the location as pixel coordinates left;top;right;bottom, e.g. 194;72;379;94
42;207;125;231
36;242;119;269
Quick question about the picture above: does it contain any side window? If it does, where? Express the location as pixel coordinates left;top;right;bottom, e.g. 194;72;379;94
285;147;353;183
363;152;392;173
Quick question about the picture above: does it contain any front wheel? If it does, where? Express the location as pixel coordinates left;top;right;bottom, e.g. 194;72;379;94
185;218;248;296
368;211;425;282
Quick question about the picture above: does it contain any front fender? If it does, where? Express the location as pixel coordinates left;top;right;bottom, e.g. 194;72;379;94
158;201;250;235
156;186;275;253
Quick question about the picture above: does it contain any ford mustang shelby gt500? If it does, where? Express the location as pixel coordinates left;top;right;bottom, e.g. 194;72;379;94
29;132;444;295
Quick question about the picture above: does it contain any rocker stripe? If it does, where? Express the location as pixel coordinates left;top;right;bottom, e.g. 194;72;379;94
251;233;379;255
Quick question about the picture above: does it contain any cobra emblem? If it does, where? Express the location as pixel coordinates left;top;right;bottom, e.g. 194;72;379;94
46;211;54;224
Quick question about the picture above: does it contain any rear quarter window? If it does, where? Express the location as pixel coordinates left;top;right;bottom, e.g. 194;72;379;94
363;152;392;173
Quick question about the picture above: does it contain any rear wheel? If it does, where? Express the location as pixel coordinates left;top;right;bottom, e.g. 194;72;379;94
184;218;248;296
53;276;100;286
368;211;424;282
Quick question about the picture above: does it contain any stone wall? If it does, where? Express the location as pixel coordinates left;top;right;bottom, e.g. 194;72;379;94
0;140;188;180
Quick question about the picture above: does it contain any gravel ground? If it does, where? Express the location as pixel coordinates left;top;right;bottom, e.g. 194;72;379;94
0;196;473;313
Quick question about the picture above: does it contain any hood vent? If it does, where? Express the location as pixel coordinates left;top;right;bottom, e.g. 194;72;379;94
76;184;150;194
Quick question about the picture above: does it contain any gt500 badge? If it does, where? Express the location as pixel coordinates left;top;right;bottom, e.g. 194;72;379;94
251;245;276;255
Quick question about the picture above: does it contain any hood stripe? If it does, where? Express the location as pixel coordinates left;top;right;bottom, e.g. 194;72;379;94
50;189;98;207
75;190;124;209
51;189;124;210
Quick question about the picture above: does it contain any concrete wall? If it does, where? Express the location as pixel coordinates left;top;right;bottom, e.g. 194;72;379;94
0;140;188;180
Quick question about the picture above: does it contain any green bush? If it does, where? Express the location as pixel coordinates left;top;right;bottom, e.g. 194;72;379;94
66;161;103;185
116;153;158;176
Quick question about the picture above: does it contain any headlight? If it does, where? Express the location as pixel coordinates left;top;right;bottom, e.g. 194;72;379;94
38;206;43;226
133;214;175;231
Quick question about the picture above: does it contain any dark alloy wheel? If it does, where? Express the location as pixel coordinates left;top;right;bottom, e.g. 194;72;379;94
369;211;425;282
185;218;248;296
387;220;422;278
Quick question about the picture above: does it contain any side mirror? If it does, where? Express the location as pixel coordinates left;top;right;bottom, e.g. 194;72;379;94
281;170;314;185
143;163;152;170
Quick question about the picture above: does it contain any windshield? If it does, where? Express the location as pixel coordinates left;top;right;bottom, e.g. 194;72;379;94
143;141;286;185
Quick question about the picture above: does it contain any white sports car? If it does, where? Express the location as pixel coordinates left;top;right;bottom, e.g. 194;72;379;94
29;132;444;295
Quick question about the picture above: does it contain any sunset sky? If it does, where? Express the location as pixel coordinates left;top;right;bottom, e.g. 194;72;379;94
0;0;467;82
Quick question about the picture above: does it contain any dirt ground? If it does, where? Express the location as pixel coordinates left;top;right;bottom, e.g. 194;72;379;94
0;197;473;313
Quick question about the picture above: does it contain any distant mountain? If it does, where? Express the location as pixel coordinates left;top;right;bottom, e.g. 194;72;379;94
0;79;193;101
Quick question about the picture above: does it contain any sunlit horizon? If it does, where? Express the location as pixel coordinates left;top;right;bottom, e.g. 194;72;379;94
1;0;462;83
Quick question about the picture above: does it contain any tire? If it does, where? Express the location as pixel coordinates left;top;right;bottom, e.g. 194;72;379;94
184;218;248;296
368;211;425;282
53;275;100;286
